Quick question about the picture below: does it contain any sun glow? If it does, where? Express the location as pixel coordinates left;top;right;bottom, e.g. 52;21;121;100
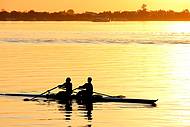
169;22;190;33
168;45;190;101
169;45;190;79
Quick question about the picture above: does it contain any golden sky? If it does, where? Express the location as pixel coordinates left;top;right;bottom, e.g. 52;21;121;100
1;0;190;12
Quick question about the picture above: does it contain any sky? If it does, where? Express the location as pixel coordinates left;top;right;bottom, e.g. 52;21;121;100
1;0;190;13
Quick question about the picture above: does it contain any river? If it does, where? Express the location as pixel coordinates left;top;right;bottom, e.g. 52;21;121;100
0;21;190;127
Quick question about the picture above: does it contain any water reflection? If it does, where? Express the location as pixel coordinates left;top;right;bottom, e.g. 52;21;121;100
56;100;93;121
83;125;92;127
57;101;73;121
78;102;93;120
42;98;156;125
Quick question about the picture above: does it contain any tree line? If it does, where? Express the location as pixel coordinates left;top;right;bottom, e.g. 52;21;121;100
1;5;190;21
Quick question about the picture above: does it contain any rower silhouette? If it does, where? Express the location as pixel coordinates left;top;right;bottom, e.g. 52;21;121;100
56;77;73;101
77;77;93;103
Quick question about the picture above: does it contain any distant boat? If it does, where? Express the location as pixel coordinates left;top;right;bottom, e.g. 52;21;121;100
92;17;110;22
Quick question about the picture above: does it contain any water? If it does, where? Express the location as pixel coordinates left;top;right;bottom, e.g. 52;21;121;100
0;21;190;127
1;21;190;44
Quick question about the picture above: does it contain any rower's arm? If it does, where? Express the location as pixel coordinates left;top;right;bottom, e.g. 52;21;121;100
78;83;87;89
58;83;66;89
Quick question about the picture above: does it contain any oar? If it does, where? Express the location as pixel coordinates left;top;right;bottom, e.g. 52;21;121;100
93;91;125;98
24;86;59;101
72;87;79;91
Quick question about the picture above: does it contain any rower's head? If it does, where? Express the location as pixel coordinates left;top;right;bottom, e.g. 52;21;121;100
66;77;71;83
87;77;92;83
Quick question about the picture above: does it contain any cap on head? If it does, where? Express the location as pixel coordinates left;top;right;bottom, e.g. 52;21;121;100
88;77;92;82
66;77;71;82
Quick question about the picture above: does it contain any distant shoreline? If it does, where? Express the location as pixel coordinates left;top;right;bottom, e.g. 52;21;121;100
1;8;190;21
1;20;190;22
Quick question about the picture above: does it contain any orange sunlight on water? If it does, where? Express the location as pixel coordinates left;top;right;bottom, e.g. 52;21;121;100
1;42;190;126
168;45;190;99
1;21;190;127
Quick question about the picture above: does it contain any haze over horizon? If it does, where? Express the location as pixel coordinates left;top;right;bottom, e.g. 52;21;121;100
1;0;190;13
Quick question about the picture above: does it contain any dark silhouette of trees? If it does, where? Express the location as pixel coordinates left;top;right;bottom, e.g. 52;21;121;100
1;5;190;21
141;4;147;12
67;9;75;15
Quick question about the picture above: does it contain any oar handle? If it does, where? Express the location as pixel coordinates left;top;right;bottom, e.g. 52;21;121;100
93;91;125;98
72;87;80;92
93;91;114;98
30;86;58;100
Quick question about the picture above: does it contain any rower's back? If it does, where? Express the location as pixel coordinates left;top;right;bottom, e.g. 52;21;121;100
56;77;73;100
83;81;93;96
77;77;93;102
64;81;72;95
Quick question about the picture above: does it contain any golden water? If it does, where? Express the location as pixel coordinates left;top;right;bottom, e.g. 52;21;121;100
1;21;190;126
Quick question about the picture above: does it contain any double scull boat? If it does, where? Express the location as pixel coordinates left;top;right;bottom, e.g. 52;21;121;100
0;93;158;105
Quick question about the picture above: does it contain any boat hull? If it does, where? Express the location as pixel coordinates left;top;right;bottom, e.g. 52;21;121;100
97;97;158;104
0;93;158;104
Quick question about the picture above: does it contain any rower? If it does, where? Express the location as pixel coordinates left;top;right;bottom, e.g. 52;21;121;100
56;77;73;100
77;77;93;102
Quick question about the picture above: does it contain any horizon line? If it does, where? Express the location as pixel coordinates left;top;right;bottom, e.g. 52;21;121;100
1;8;190;13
